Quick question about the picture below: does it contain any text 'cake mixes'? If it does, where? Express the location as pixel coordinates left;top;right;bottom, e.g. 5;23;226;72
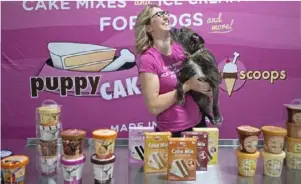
182;131;209;171
128;127;154;163
167;138;197;181
193;128;219;165
144;132;172;173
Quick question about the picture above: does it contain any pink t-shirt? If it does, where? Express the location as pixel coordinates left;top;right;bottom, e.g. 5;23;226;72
137;43;202;132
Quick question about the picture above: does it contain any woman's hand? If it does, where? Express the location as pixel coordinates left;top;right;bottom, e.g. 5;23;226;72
183;77;213;97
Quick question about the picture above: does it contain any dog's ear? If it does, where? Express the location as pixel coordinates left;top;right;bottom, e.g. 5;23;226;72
199;36;205;44
170;27;178;34
192;33;205;44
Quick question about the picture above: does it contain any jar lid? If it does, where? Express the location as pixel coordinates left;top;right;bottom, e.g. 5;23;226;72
0;150;13;159
237;125;261;135
92;129;117;139
284;104;301;110
61;129;86;140
60;154;86;166
1;155;29;169
91;154;116;165
261;126;287;136
38;104;61;113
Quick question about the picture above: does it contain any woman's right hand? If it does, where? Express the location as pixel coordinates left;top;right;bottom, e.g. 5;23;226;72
183;77;212;97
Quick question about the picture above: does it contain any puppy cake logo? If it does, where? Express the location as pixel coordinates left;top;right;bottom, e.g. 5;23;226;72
30;42;140;99
218;52;287;96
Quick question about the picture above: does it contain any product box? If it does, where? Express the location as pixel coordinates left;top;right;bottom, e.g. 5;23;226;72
167;138;197;181
128;127;154;163
193;128;219;165
181;131;209;171
144;132;172;173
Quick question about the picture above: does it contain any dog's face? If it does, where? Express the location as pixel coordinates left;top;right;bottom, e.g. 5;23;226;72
171;27;205;54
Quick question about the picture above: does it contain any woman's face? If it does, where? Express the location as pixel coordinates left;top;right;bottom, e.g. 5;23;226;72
146;7;171;35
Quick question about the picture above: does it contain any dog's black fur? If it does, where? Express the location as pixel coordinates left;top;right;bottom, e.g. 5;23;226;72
171;27;222;125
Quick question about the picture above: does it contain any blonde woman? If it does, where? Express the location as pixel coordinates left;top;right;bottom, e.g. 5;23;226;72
135;5;212;137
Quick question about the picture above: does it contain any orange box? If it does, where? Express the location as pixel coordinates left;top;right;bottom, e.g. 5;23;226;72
144;132;172;173
167;138;197;181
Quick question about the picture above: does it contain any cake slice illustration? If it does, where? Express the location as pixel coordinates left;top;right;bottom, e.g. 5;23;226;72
148;152;166;169
222;52;240;96
48;42;116;72
131;145;144;160
169;159;189;178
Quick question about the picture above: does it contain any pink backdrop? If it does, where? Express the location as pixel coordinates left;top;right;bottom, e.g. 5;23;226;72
1;1;301;141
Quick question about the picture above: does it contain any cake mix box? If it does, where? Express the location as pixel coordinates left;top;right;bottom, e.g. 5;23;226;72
128;127;154;164
181;131;209;171
144;132;172;173
193;128;219;165
167;137;197;181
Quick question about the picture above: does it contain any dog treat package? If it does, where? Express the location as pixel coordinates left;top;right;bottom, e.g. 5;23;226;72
167;138;197;181
181;131;209;171
128;127;154;164
144;132;172;173
193;128;219;165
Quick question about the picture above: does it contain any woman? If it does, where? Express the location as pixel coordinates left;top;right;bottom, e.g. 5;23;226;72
134;5;212;137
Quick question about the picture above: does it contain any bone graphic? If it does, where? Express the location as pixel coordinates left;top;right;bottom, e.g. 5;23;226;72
223;52;240;96
232;52;240;64
101;49;135;72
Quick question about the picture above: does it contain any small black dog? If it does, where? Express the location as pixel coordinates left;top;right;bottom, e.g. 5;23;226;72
171;27;222;125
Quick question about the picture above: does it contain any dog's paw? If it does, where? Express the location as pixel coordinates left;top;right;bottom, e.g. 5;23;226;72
213;115;223;126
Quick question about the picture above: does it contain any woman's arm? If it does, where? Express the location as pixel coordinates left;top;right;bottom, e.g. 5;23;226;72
139;72;179;116
139;73;211;116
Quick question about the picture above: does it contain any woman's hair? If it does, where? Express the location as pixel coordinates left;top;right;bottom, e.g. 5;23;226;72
134;4;159;54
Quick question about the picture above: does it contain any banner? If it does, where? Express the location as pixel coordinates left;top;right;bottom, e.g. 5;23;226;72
1;1;301;140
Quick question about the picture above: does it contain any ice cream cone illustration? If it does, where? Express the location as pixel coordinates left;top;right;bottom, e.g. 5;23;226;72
222;52;240;96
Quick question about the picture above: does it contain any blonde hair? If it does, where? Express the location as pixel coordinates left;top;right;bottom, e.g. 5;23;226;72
134;5;159;54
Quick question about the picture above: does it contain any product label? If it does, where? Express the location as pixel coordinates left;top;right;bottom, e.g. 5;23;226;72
40;112;59;125
94;139;115;159
40;157;58;174
2;167;25;183
298;130;301;138
243;136;258;153
93;163;114;182
287;157;301;170
63;139;84;156
238;159;257;177
267;136;284;153
264;160;282;177
128;128;154;162
39;124;60;140
294;144;301;153
62;164;84;182
292;112;301;124
168;139;197;181
181;132;208;171
144;133;171;173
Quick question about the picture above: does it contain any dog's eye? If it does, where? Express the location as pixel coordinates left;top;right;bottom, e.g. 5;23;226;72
192;34;199;42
